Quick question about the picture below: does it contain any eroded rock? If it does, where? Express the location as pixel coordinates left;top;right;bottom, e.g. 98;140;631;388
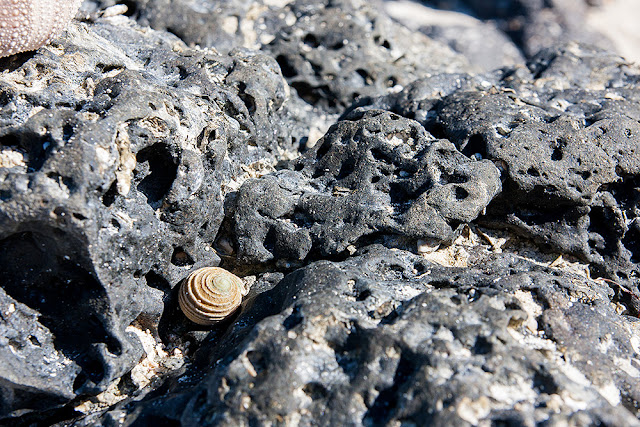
352;43;640;292
97;246;640;426
0;13;302;419
232;110;501;264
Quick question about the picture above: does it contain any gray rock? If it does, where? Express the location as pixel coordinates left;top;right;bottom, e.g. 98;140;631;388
416;0;611;58
0;13;303;419
232;110;501;264
86;0;472;113
0;287;80;418
383;1;525;71
352;42;640;295
89;246;640;426
263;0;470;112
420;22;525;72
1;0;640;425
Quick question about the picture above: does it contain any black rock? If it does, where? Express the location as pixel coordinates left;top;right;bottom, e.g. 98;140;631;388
86;0;471;113
2;0;640;425
91;246;640;426
232;110;501;264
352;42;640;292
263;0;470;112
0;14;303;419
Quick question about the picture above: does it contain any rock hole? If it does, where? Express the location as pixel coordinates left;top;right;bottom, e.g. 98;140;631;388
454;186;469;200
532;368;559;394
623;222;640;263
370;147;387;162
171;247;194;267
290;82;335;109
28;335;41;347
62;124;74;142
275;55;297;78
329;40;345;50
3;129;56;172
0;90;12;107
303;34;320;48
102;181;118;207
616;271;629;280
96;63;123;74
336;158;356;180
246;351;267;376
461;133;487;159
427;123;447;140
47;172;75;191
73;354;106;392
283;305;304;330
356;289;371;301
413;262;426;274
237;82;256;115
176;65;188;80
302;382;329;400
263;228;277;253
135;143;178;208
119;0;138;16
315;139;332;159
439;171;468;185
355;69;371;85
144;271;171;294
472;336;492;355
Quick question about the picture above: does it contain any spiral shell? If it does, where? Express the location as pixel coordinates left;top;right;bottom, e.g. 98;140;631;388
0;0;82;58
178;267;248;325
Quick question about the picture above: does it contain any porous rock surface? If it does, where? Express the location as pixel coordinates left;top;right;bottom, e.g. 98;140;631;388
232;109;501;264
1;0;640;426
86;0;472;112
0;12;303;420
89;246;640;426
353;43;640;294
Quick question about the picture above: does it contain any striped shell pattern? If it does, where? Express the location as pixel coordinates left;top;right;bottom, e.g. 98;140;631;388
0;0;82;58
178;267;248;325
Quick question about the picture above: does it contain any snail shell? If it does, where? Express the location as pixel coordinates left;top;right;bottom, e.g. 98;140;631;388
0;0;82;58
178;267;248;325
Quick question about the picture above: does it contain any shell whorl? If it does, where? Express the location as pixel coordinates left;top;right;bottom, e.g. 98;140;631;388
178;267;248;326
0;0;82;58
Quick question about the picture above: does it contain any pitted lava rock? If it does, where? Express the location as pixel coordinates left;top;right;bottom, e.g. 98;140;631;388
0;15;305;420
95;246;640;426
353;43;640;292
232;110;501;264
1;0;640;425
85;0;471;112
